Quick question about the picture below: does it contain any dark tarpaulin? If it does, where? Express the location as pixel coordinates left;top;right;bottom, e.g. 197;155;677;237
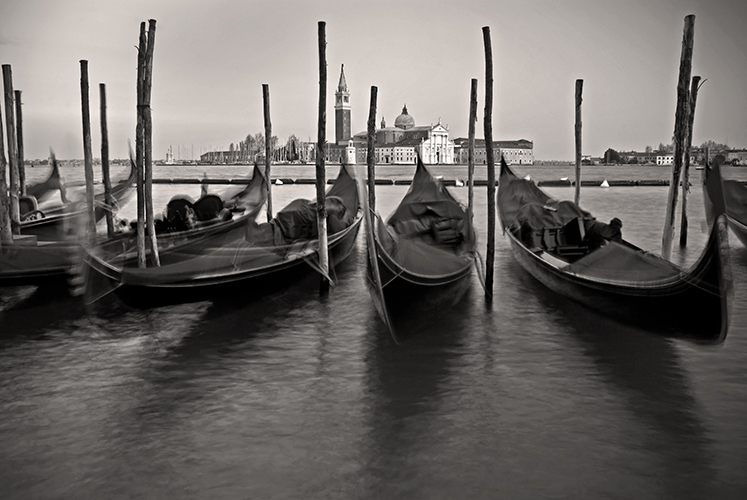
378;157;476;276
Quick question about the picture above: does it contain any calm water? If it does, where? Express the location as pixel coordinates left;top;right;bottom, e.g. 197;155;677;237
2;164;747;499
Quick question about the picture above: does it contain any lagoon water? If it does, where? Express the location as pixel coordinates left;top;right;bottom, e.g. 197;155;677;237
2;163;747;498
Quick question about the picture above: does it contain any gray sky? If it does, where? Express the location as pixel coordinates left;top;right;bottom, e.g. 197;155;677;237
1;0;746;161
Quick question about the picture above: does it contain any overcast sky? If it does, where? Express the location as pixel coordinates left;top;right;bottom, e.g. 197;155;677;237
1;0;746;161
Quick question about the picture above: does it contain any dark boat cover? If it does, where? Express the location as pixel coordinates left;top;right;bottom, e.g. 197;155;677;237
498;157;680;281
378;157;475;277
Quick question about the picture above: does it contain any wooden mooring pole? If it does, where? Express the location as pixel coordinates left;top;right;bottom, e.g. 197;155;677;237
99;83;115;238
0;95;12;247
2;65;20;234
79;60;96;246
367;86;377;213
662;14;695;260
143;19;159;266
574;79;583;205
14;90;25;196
482;26;495;300
263;83;273;221
679;75;702;247
316;21;330;297
135;22;147;268
468;78;477;217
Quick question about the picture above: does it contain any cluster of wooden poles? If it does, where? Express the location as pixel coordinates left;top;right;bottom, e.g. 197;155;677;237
0;64;27;246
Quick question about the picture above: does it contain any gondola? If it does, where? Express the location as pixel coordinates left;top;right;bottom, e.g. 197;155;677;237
702;157;747;247
19;158;137;241
22;154;69;207
365;154;476;339
84;164;362;307
1;159;137;289
497;156;731;342
2;163;268;291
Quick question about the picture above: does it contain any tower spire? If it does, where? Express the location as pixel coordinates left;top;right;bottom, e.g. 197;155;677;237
338;64;348;93
335;63;351;145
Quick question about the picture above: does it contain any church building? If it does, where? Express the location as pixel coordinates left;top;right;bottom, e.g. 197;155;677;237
321;65;531;165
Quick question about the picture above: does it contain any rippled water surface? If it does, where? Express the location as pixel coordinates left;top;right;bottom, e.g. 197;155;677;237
2;164;747;498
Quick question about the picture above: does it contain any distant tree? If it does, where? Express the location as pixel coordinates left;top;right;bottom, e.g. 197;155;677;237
657;142;674;153
628;156;638;164
645;145;653;153
286;135;302;161
699;140;729;152
603;148;620;164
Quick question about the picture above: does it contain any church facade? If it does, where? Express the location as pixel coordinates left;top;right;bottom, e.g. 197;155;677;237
320;65;532;165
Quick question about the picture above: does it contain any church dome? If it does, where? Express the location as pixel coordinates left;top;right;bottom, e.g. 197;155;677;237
394;105;415;129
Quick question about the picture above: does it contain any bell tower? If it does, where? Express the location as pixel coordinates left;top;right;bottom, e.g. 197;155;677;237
335;64;351;145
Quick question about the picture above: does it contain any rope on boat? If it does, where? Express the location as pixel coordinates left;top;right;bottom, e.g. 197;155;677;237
473;250;487;294
303;253;337;287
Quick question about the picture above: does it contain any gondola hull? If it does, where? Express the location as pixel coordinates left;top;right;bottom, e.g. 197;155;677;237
364;155;476;337
367;217;474;320
702;163;747;248
85;164;361;308
0;241;79;288
499;157;731;343
504;218;730;342
92;217;362;307
20;162;137;241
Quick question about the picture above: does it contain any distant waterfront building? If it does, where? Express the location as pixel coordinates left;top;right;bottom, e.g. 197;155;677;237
656;154;674;166
727;149;747;165
452;138;534;165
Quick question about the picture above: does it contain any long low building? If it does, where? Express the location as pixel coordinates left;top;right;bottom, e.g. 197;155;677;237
452;138;534;165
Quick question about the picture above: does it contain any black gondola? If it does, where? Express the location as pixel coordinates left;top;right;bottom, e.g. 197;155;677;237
84;164;362;307
702;157;747;248
497;156;731;343
365;154;476;340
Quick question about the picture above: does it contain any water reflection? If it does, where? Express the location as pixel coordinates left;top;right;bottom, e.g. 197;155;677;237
527;278;717;498
360;290;473;496
0;284;86;341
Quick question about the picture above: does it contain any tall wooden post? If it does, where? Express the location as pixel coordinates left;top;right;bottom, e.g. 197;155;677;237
316;21;330;297
143;19;159;266
80;60;96;245
482;26;495;299
0;97;12;247
574;79;583;205
14;90;25;196
135;22;147;268
367;86;378;213
679;75;702;247
263;83;273;221
468;78;477;216
2;65;20;233
662;14;695;260
99;83;114;237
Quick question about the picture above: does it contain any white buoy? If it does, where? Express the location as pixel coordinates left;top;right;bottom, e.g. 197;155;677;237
455;179;464;187
275;178;284;185
524;174;531;181
601;179;610;188
560;177;569;181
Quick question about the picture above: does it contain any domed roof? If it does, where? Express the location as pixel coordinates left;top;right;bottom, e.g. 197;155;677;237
394;105;415;129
